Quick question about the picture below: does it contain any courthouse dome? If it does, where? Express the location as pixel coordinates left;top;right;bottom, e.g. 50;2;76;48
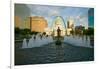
52;16;66;29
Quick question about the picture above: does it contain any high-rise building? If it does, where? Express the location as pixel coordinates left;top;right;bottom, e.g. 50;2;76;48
23;17;30;29
30;16;48;32
67;19;74;28
15;4;31;29
88;8;94;28
15;16;21;28
66;19;74;35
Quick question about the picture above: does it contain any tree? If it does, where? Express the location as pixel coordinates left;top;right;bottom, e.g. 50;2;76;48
15;27;20;34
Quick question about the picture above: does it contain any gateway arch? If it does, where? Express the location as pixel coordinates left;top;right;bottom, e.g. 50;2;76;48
51;16;66;36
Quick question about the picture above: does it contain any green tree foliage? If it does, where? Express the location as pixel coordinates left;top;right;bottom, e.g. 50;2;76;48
83;27;94;35
15;28;31;35
15;27;20;34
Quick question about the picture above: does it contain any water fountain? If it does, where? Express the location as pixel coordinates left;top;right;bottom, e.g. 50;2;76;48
22;38;28;48
27;38;34;48
22;35;54;48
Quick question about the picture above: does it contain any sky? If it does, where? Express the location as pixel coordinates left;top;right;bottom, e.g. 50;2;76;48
15;4;94;28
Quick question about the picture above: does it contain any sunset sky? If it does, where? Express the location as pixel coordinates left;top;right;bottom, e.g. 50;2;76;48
15;4;94;28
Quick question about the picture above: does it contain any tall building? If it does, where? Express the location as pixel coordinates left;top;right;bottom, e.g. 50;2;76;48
66;19;74;35
88;8;94;28
67;19;74;28
15;16;21;28
23;17;30;29
30;16;48;32
15;4;31;29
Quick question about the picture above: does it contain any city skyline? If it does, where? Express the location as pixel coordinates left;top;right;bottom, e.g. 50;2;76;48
15;4;94;65
15;4;94;29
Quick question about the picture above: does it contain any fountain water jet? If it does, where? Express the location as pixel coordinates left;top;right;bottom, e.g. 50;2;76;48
28;38;34;48
22;38;28;48
22;35;54;48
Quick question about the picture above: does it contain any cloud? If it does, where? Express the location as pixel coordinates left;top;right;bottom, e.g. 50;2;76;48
26;4;89;28
27;4;62;17
48;10;60;17
15;4;31;19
